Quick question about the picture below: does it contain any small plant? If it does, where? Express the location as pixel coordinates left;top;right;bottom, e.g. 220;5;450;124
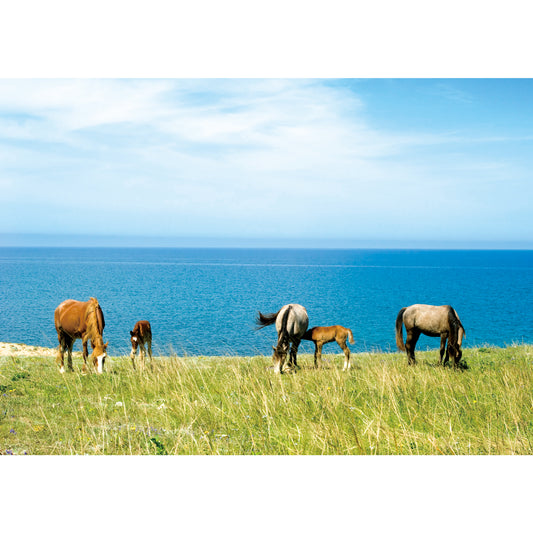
149;437;168;455
11;371;30;382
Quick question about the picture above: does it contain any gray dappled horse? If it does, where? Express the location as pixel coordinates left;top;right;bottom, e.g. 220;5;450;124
256;303;309;373
395;304;465;367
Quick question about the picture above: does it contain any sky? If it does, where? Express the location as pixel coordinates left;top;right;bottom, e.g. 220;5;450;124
0;78;531;248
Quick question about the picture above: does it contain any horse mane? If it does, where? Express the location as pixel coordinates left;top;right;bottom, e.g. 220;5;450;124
85;297;104;340
447;306;465;348
277;305;292;345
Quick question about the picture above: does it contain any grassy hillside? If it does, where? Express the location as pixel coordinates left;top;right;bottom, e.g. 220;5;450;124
1;344;532;455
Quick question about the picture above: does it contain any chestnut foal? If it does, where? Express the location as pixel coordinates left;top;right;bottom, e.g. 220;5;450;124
302;325;354;371
129;320;152;369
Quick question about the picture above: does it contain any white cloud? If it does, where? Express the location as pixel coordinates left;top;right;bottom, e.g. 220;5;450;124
0;79;530;243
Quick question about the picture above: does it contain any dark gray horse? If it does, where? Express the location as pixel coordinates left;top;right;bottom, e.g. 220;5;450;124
396;304;465;367
256;303;309;373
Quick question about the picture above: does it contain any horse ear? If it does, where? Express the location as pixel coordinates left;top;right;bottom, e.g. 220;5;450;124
104;342;109;350
130;331;134;336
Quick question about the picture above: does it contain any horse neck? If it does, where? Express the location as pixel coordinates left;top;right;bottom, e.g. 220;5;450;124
92;332;104;345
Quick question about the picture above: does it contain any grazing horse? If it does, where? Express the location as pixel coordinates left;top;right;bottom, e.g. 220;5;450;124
302;325;354;371
395;304;465;367
54;297;108;373
256;303;309;374
129;320;152;369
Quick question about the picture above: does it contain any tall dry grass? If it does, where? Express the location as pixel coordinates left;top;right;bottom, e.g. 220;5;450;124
1;345;532;454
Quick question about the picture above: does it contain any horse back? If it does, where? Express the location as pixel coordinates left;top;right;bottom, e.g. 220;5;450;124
277;304;309;339
304;325;353;344
55;298;105;341
55;299;89;337
132;320;152;342
404;304;460;337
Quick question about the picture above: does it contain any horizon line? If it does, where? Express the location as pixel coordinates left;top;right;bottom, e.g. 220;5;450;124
0;233;532;250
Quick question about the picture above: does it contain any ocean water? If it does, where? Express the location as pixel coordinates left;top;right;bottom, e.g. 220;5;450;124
0;248;531;357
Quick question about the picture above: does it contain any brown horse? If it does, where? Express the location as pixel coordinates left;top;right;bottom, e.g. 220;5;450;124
256;303;309;373
302;325;354;370
54;297;108;373
129;320;152;369
395;304;465;367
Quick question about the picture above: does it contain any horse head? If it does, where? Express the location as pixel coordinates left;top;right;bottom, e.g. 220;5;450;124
272;341;289;373
447;342;463;363
449;311;465;364
92;338;109;374
272;345;285;357
130;331;139;354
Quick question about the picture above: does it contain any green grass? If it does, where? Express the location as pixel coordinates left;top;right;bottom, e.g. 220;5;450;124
1;345;533;455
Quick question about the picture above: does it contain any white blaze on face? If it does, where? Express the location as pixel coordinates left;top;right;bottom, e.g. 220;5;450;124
96;354;106;374
132;337;137;343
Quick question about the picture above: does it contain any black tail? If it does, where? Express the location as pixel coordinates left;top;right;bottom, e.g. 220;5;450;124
256;309;280;330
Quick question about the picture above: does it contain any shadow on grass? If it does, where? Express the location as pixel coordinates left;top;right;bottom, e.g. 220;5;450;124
422;359;469;371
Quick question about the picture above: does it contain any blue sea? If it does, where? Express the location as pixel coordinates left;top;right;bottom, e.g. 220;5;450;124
0;248;531;357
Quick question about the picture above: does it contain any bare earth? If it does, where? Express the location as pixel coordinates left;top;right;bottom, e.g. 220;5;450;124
0;342;68;358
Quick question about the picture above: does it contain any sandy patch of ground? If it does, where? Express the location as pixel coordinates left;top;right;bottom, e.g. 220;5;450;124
0;342;74;358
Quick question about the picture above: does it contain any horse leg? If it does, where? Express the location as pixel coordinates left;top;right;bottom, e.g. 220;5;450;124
139;343;146;370
443;344;450;366
147;339;153;367
405;330;420;365
339;340;351;371
66;339;74;372
289;339;301;370
285;342;294;369
439;334;447;365
82;338;89;373
57;337;66;373
314;342;323;369
287;346;293;369
130;346;137;370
